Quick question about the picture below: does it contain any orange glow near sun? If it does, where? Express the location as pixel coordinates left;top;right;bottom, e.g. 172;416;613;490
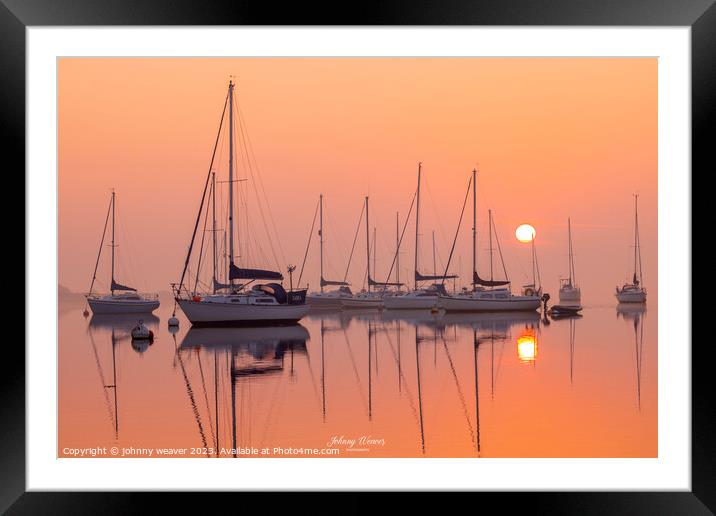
517;334;538;363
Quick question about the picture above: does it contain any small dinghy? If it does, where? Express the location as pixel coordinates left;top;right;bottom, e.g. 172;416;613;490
548;304;583;318
131;320;154;342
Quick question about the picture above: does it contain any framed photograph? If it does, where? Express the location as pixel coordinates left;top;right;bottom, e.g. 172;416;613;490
6;0;710;511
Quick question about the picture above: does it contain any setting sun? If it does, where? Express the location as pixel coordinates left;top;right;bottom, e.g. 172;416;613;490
515;224;536;243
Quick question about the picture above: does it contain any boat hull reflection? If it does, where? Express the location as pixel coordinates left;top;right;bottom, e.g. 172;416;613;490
89;313;160;330
180;325;309;379
616;303;647;319
180;324;310;350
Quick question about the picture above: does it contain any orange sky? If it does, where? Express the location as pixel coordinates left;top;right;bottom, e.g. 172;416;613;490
58;58;657;304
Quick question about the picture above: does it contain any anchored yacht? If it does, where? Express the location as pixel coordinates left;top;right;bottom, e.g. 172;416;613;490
173;80;308;325
615;195;646;304
86;190;160;315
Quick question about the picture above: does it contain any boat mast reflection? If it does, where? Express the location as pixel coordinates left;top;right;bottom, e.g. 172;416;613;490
86;315;158;440
178;324;310;457
617;304;646;410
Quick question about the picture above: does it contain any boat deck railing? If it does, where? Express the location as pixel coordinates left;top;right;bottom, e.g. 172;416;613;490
87;292;160;301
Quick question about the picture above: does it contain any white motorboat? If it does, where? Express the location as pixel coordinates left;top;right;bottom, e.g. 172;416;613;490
173;80;308;326
438;169;541;313
558;217;581;304
86;190;160;315
616;195;647;304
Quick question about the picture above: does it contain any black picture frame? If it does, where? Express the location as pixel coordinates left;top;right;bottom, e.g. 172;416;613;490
4;0;709;512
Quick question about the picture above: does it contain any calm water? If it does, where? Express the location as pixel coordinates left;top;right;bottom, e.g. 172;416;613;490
59;294;656;458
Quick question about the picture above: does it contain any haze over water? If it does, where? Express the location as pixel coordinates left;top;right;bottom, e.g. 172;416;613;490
59;294;656;458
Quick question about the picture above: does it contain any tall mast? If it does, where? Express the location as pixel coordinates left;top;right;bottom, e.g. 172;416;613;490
488;209;494;281
365;196;370;293
414;163;421;290
634;194;642;285
212;172;217;293
567;217;573;286
228;80;235;286
472;168;477;288
110;189;116;295
373;226;377;285
319;194;324;293
432;231;436;277
395;212;400;285
532;239;537;287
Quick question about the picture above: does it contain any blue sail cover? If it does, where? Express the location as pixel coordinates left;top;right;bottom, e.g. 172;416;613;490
368;276;403;287
111;279;136;292
415;270;458;282
229;263;283;281
473;271;510;287
320;277;349;287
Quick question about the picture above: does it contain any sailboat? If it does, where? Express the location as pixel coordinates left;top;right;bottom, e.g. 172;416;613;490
438;170;541;312
343;197;402;309
174;80;309;326
558;218;581;304
306;194;354;308
384;163;454;310
616;195;647;304
86;191;160;315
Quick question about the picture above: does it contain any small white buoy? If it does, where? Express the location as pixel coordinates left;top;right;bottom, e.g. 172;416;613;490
131;320;153;341
168;316;179;328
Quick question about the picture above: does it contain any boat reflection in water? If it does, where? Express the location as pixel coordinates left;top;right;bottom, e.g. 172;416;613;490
616;303;647;410
90;314;160;355
62;298;656;457
89;313;160;331
180;325;309;377
176;324;310;457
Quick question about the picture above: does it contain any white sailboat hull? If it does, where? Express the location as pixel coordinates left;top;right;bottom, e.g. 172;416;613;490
438;294;541;312
87;297;160;314
307;295;347;308
341;297;384;309
383;295;438;310
615;289;646;304
177;298;309;326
